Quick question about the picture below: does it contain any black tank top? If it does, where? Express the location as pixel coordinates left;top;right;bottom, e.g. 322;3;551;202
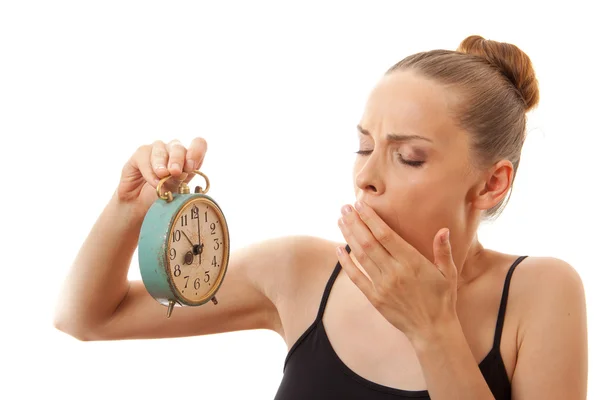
274;244;528;400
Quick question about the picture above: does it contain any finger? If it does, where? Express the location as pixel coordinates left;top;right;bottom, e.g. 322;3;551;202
338;212;383;282
166;139;186;178
129;144;160;187
336;245;376;299
150;140;170;179
354;201;413;262
184;137;207;173
433;228;456;279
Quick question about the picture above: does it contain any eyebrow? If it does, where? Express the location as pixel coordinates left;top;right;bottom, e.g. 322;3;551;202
357;125;433;143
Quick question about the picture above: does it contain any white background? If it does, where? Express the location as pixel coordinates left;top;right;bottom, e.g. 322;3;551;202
1;1;598;398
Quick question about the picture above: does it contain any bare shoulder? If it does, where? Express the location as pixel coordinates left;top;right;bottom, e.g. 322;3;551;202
262;234;345;340
262;234;345;306
508;255;588;399
509;255;586;313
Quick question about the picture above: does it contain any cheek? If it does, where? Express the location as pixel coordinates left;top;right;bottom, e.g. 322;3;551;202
376;183;461;254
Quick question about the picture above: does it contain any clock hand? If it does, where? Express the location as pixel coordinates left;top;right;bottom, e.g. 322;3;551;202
180;229;195;248
197;207;202;247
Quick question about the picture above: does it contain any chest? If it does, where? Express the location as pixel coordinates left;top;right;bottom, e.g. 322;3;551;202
281;265;520;392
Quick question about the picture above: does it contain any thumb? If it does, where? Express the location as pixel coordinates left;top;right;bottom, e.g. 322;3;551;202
433;228;456;279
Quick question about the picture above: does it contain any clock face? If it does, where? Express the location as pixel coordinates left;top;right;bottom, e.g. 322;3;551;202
166;197;228;304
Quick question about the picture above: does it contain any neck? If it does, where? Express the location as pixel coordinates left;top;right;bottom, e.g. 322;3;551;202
455;232;487;290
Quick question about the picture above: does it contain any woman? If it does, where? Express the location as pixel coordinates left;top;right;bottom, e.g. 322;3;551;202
53;35;588;399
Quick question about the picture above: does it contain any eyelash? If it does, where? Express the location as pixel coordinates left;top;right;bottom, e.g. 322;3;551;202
354;150;425;167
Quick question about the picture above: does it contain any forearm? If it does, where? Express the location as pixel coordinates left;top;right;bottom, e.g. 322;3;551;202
411;318;495;400
54;191;146;337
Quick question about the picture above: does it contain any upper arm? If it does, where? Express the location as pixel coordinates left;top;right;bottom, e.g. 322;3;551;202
511;258;588;399
88;235;312;341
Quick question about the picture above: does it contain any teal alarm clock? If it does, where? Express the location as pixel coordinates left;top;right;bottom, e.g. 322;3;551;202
138;170;230;318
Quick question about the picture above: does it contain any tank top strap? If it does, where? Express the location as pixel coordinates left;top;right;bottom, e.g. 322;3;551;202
492;255;528;349
315;243;351;323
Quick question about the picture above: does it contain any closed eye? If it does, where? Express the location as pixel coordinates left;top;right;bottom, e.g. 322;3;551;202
354;150;425;168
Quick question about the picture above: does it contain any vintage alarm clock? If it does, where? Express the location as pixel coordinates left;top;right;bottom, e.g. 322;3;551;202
138;170;230;318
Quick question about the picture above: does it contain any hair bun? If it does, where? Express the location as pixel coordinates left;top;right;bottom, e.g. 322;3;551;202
458;35;540;112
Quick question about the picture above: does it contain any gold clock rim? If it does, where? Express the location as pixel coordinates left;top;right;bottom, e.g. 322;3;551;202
165;195;230;306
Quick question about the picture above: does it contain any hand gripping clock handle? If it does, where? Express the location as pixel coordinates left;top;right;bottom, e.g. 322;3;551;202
156;170;211;202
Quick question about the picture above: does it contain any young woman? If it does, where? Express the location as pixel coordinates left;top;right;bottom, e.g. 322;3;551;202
54;35;588;399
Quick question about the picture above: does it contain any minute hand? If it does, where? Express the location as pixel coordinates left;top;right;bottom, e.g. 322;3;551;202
196;208;204;261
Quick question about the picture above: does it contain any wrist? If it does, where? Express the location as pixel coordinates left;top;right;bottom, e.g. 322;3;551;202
109;190;149;225
410;315;464;356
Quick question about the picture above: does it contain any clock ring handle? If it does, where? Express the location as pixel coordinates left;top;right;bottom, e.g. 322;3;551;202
156;170;211;202
191;170;210;194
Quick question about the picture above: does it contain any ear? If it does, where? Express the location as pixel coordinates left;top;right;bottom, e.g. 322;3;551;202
471;159;514;211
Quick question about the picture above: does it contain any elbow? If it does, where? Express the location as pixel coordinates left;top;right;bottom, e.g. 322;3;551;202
53;313;101;342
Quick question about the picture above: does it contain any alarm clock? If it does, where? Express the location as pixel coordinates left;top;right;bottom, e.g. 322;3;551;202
138;170;230;318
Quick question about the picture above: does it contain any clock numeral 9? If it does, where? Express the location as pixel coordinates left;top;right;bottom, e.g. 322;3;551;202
170;248;176;260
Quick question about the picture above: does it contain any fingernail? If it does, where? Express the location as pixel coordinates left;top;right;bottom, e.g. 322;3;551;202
170;163;181;171
186;159;195;170
355;201;363;212
156;164;166;170
341;205;352;215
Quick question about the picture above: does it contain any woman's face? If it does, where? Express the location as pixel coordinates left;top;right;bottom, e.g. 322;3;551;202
353;69;486;261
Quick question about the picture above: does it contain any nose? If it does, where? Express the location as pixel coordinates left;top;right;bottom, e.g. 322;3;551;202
355;154;385;196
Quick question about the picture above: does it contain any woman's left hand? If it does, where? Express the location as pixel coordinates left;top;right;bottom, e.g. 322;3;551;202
336;201;459;342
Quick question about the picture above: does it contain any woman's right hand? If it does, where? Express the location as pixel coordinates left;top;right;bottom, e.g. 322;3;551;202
117;138;208;213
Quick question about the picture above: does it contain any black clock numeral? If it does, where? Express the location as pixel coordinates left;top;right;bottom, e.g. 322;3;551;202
174;265;181;277
181;215;188;227
172;230;181;242
194;278;201;290
191;206;199;219
204;271;210;283
170;248;176;260
212;255;218;268
204;210;208;223
184;276;189;288
213;238;220;250
210;222;216;235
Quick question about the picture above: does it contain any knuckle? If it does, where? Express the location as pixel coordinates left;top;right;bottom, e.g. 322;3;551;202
167;139;185;150
359;238;373;250
135;144;150;155
152;148;168;161
370;293;383;308
191;137;207;148
376;230;392;244
355;250;369;264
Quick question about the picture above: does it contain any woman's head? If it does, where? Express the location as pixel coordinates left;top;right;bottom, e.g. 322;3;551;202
354;35;539;259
